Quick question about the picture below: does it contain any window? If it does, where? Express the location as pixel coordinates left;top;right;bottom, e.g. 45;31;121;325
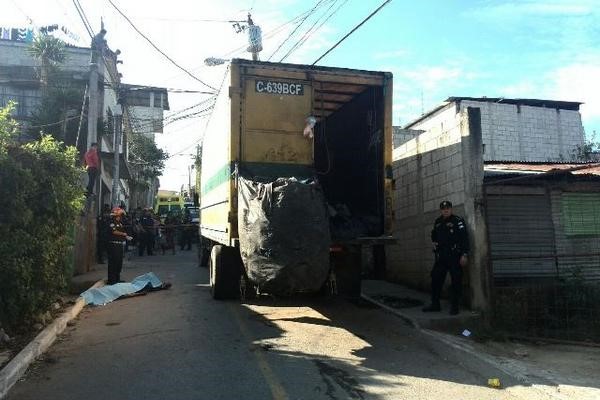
562;193;600;236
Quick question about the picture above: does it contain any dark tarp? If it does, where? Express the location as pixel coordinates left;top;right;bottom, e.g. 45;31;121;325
238;177;330;295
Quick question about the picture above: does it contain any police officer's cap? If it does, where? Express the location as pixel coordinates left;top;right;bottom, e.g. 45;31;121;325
439;200;453;209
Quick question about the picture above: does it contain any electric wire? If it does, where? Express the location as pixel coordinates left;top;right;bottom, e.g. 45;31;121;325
267;0;329;61
279;0;349;62
72;0;94;39
105;0;217;92
166;67;229;159
312;0;393;65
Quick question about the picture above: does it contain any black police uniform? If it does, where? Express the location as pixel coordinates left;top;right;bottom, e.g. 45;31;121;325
96;212;110;263
180;212;193;251
139;215;155;256
430;214;469;312
107;218;126;284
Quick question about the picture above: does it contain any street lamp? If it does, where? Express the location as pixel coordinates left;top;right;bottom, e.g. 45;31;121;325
204;57;229;67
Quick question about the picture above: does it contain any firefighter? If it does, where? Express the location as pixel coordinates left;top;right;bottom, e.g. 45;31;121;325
423;200;469;315
107;207;132;285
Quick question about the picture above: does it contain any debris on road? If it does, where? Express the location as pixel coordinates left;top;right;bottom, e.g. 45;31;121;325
487;378;501;388
0;328;11;344
80;272;171;306
462;329;472;337
514;347;529;357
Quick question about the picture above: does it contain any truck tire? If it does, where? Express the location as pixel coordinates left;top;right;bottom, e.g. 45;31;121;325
209;245;241;300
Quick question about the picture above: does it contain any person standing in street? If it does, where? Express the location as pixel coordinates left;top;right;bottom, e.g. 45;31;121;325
180;208;193;251
96;204;111;264
83;143;99;196
138;208;155;256
423;200;469;315
106;207;132;285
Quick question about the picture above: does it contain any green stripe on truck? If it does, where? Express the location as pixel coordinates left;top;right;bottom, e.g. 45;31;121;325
202;162;315;195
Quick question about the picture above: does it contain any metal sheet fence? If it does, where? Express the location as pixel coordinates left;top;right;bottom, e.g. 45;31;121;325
485;185;600;343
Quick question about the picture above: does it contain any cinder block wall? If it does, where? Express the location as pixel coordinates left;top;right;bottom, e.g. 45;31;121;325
387;105;466;291
459;100;584;162
388;107;490;311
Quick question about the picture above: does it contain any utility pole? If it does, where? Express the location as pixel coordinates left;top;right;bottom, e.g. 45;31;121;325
188;164;192;197
111;106;122;206
87;60;99;149
246;14;262;61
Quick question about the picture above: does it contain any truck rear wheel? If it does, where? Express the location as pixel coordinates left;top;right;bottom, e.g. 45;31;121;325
209;245;241;300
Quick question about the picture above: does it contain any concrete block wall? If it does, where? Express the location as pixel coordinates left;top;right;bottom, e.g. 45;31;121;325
387;105;467;291
458;100;584;162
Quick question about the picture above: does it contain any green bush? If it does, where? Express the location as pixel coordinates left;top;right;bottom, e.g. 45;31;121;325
0;104;84;332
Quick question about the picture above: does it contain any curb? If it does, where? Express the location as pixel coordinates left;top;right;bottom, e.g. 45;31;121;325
360;293;569;400
360;293;421;329
0;279;105;399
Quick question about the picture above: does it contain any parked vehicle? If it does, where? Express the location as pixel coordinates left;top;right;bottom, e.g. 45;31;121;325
199;59;394;299
155;194;182;221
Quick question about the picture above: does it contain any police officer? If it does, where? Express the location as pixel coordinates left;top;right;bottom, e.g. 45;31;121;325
96;204;111;263
107;207;132;285
180;208;193;251
138;208;155;256
423;200;469;315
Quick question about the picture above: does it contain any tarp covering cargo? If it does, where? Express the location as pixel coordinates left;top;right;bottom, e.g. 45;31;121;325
238;177;330;295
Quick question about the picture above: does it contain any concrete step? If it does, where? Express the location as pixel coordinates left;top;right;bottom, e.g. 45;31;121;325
361;279;482;333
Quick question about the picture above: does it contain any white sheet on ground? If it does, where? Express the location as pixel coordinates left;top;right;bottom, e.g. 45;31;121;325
80;272;163;306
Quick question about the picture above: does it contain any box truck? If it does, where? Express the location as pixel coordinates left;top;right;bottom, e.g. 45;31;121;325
199;59;394;299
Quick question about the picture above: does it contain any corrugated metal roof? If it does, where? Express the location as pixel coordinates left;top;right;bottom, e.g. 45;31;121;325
484;162;600;176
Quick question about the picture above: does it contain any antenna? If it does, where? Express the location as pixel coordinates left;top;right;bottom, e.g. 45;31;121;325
421;89;424;115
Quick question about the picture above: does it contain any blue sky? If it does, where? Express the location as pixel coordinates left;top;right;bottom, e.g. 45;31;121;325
3;0;600;190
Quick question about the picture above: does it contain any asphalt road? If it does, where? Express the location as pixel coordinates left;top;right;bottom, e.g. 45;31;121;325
7;250;555;400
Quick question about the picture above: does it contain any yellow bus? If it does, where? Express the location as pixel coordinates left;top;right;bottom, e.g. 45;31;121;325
155;191;183;219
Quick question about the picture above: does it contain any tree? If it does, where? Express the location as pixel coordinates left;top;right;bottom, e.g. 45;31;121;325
128;133;168;181
0;103;84;332
26;34;67;90
572;130;599;162
28;85;85;144
26;35;85;146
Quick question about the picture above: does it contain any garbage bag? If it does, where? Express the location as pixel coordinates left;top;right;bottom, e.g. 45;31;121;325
238;177;330;295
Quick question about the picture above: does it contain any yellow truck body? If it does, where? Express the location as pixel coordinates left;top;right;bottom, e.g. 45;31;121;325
201;59;393;247
199;59;393;298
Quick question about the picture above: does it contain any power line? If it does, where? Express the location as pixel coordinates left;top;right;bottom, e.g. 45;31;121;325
124;85;216;95
279;0;348;62
105;0;217;92
27;114;84;129
72;0;94;39
167;67;229;159
268;0;329;61
133;17;246;23
312;0;393;65
159;6;326;84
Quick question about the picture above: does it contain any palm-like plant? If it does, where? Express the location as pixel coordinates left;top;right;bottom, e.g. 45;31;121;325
27;34;67;89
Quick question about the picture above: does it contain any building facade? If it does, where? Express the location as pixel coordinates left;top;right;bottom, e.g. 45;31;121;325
388;97;591;317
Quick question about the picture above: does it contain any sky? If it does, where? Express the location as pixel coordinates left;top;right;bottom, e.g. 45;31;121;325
3;0;600;191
